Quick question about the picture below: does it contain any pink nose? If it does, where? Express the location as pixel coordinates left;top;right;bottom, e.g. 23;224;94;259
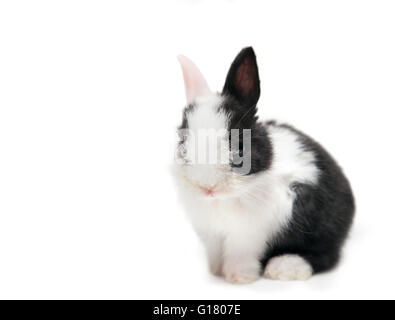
199;186;216;196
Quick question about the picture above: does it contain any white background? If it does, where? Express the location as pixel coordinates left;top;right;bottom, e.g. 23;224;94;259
0;0;394;299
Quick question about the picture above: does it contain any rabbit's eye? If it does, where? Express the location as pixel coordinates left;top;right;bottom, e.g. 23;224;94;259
177;143;185;155
177;143;189;164
180;145;187;157
229;149;238;161
229;143;244;168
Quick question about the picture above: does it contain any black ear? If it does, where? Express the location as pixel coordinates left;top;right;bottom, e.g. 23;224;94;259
222;47;260;108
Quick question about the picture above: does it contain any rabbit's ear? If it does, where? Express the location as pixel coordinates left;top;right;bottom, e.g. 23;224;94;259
222;47;260;108
178;55;211;104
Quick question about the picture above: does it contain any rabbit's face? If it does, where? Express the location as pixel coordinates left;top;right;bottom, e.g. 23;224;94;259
175;93;236;198
175;48;271;199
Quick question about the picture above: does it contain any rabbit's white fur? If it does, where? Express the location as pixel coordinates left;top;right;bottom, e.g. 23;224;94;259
264;254;313;281
173;93;319;283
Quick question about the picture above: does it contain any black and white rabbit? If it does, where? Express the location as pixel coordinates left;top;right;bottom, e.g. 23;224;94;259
173;47;354;283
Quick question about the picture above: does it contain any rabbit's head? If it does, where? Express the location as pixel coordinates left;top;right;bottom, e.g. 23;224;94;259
175;47;272;199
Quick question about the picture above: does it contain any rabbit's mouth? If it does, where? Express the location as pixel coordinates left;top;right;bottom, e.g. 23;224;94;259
198;185;216;197
196;183;225;198
179;171;229;198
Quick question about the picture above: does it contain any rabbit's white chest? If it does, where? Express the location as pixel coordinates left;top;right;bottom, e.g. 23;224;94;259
183;177;295;243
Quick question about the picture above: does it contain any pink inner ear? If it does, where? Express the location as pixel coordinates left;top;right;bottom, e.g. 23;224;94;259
235;56;257;98
178;55;211;103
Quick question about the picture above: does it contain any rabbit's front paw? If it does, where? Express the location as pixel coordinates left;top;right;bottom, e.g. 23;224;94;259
223;263;260;284
224;269;259;284
209;260;223;277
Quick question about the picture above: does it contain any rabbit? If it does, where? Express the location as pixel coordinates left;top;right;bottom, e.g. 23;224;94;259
173;47;355;283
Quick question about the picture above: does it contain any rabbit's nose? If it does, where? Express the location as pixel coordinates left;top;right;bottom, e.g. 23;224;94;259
198;184;217;196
